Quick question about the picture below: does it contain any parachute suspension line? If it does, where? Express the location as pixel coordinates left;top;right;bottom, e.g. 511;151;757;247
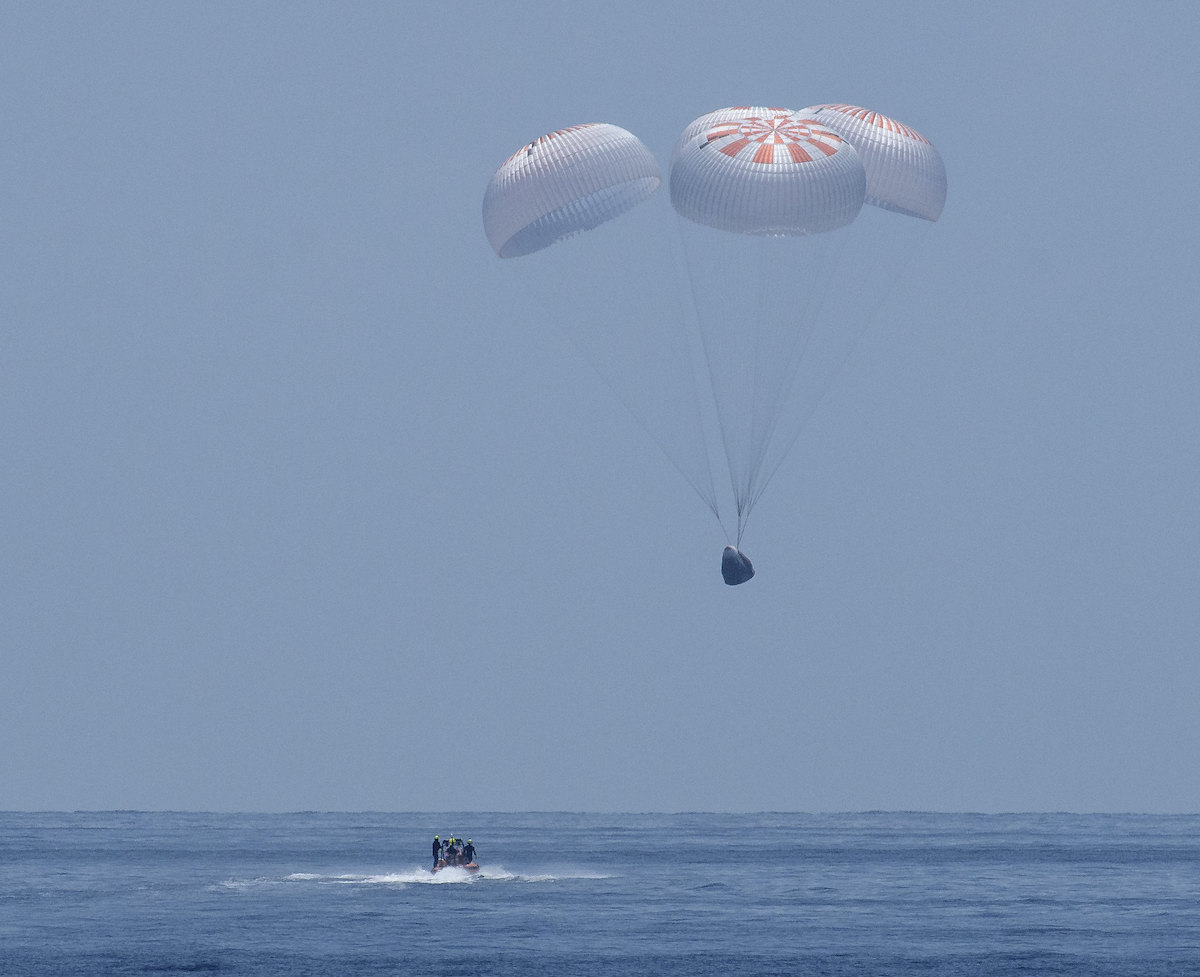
676;216;742;543
560;193;725;527
521;261;723;525
734;238;782;542
750;216;934;510
743;236;774;514
731;231;844;540
741;228;850;517
748;236;853;513
677;224;841;548
662;205;724;527
741;237;800;526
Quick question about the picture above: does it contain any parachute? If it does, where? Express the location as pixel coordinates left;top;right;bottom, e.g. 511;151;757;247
670;107;865;236
482;123;661;259
801;104;946;220
483;106;945;585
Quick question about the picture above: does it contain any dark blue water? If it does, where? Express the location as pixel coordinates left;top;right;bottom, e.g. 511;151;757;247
2;812;1198;975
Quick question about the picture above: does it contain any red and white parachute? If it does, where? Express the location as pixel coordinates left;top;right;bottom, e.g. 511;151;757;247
801;104;946;220
670;106;865;235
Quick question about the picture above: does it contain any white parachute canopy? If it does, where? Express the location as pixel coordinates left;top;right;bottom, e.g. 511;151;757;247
483;123;662;258
801;104;947;220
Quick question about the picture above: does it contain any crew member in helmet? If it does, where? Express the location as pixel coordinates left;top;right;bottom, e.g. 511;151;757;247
462;839;476;865
432;835;442;870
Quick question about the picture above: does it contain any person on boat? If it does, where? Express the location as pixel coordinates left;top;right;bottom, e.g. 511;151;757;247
462;839;476;864
432;835;442;870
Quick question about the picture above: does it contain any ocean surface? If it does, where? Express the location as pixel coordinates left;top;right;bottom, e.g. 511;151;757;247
2;811;1198;976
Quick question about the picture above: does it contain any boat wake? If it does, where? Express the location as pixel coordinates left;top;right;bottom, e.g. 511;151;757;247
280;865;557;885
218;866;612;890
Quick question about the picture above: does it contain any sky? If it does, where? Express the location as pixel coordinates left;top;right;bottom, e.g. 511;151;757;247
3;0;1199;813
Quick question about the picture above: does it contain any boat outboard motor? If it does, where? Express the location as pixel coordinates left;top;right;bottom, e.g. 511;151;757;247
721;545;754;586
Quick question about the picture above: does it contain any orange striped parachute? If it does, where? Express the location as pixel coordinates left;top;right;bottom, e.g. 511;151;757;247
801;104;947;221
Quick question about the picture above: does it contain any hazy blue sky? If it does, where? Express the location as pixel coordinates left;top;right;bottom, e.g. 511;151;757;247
4;1;1198;813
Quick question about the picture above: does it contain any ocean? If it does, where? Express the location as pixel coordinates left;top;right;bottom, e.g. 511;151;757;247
2;811;1197;975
